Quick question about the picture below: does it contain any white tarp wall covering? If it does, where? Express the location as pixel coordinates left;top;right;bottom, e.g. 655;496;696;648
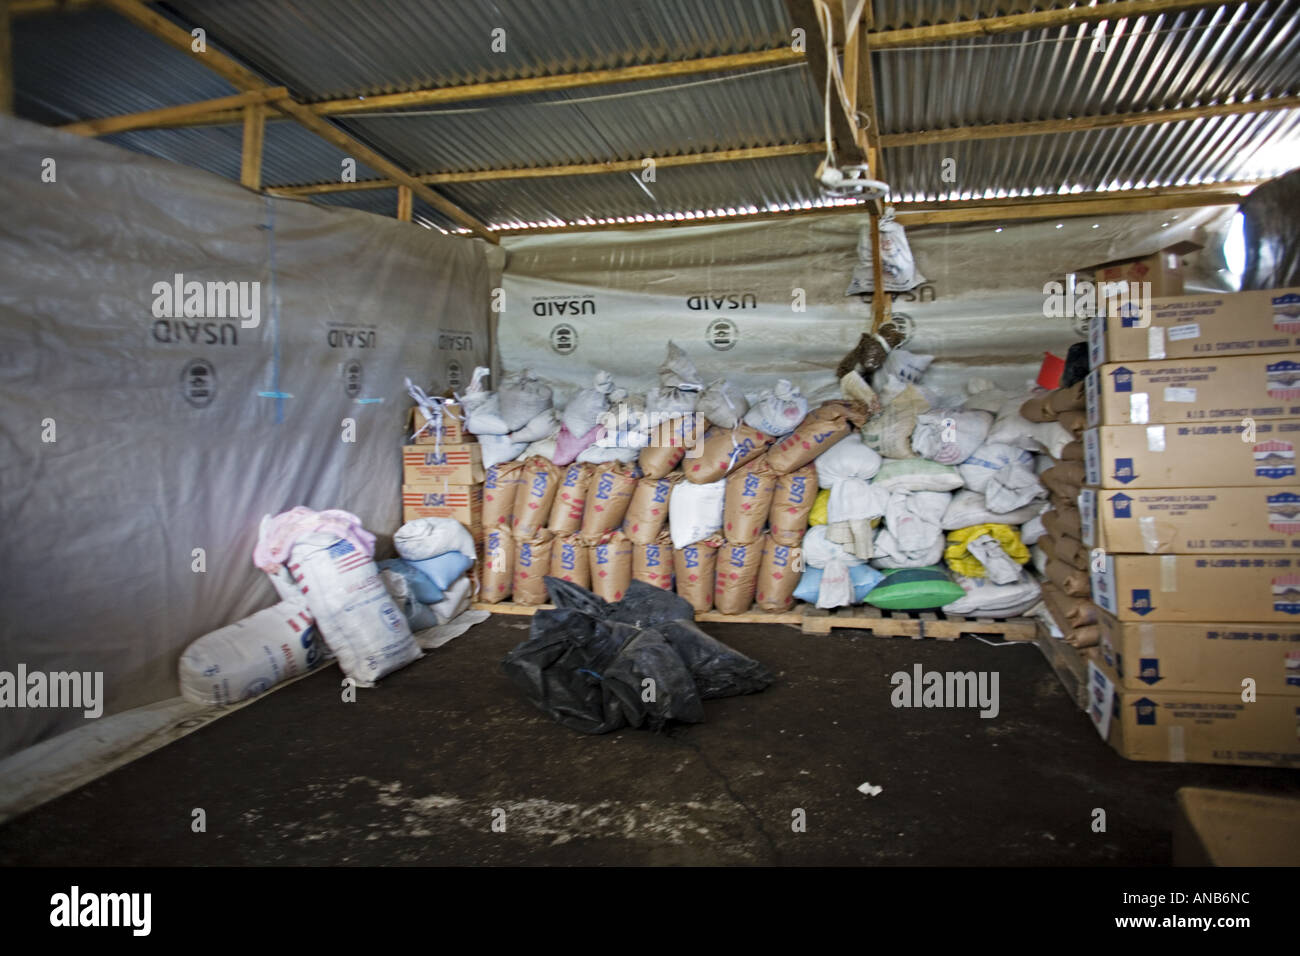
0;116;492;759
500;205;1236;402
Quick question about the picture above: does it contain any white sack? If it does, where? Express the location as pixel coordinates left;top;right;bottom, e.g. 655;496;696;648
667;477;726;549
871;349;933;404
815;433;883;487
957;442;1035;493
480;433;528;468
941;489;1045;531
911;409;993;465
498;368;554;431
985;462;1047;514
802;525;865;569
697;378;749;429
178;602;326;706
465;392;511;436
743;379;808;436
561;370;616;436
872;458;964;493
967;533;1024;585
942;572;1042;617
510;407;559;444
394;517;476;561
871;529;946;569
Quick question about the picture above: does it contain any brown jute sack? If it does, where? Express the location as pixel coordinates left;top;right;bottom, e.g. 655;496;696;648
682;423;771;484
589;532;633;602
479;524;515;604
714;539;764;614
769;463;817;546
512;531;555;605
638;414;708;479
722;456;776;544
549;533;590;589
766;401;870;474
672;533;722;613
632;529;674;590
512;456;563;539
547;462;594;534
580;460;639;541
624;473;681;544
755;533;802;611
482;460;525;531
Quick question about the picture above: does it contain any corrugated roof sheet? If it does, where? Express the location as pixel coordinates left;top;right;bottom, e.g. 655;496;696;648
11;0;1300;232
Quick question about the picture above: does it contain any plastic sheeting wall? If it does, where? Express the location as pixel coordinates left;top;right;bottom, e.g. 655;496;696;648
0;116;493;759
501;205;1237;401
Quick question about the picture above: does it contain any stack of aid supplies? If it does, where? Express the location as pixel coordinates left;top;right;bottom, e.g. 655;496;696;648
1081;287;1300;767
401;381;484;539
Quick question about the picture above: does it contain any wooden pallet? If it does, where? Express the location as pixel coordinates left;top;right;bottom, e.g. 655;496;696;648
1033;619;1093;711
800;605;1037;641
471;601;803;626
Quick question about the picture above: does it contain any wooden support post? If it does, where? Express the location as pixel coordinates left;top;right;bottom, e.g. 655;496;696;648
240;102;265;191
0;0;13;116
396;185;412;222
869;209;887;333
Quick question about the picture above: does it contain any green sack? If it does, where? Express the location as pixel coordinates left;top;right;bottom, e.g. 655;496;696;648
862;566;966;610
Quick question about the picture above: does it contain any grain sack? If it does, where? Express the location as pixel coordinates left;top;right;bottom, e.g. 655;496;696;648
861;384;928;458
697;379;749;429
633;530;675;590
498;368;554;431
743;380;808;436
590;532;634;602
483;460;526;531
625;473;681;544
638;414;708;478
547;462;594;534
683;422;770;484
580;460;639;540
766;400;870;473
673;533;722;612
714;539;764;614
480;525;514;604
560;370;616;436
667;477;727;549
550;533;590;589
769;463;816;546
179;602;325;706
911;409;993;465
756;533;802;612
513;532;555;605
723;457;777;544
512;456;563;539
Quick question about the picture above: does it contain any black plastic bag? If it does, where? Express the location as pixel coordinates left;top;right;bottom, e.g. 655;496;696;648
501;577;773;734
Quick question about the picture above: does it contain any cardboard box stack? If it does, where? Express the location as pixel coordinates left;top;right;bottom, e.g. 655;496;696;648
401;401;484;538
1082;287;1300;767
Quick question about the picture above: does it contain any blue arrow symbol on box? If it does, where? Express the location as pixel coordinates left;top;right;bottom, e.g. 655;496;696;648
1109;492;1133;517
1137;657;1162;685
1130;588;1155;616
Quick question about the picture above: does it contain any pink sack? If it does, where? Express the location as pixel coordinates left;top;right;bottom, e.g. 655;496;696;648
552;423;604;467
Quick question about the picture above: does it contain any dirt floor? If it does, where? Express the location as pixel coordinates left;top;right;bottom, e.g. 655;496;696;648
1;616;1296;866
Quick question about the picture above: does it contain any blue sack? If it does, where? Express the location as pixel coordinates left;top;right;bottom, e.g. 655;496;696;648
793;564;886;605
410;551;474;591
378;558;444;604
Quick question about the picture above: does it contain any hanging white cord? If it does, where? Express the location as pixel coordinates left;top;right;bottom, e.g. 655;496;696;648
814;0;854;170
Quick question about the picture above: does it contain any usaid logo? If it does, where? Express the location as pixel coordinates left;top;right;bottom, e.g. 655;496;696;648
151;272;259;347
180;358;216;408
533;296;595;317
438;330;475;350
1272;293;1300;330
326;326;376;348
706;318;738;351
343;359;362;398
687;293;757;311
447;361;464;390
550;323;578;355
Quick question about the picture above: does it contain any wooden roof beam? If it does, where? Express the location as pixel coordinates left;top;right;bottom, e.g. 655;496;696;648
58;87;287;136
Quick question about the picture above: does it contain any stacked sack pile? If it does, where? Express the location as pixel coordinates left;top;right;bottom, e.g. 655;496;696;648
464;334;1074;620
1018;375;1099;654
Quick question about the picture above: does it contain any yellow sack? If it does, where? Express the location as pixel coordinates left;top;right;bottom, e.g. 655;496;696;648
808;488;831;526
944;523;1029;578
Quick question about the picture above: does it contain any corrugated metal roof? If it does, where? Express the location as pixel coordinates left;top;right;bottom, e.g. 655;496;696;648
163;0;795;100
10;0;1300;233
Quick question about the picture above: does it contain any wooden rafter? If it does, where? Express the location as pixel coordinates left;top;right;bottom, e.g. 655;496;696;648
266;142;827;196
95;0;496;242
784;0;864;165
869;0;1226;50
59;87;287;136
239;101;265;190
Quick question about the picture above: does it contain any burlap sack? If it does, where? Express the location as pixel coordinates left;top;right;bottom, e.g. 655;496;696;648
483;460;525;532
714;539;764;614
1042;505;1082;541
590;532;633;602
1047;380;1086;415
1057;409;1087;437
638;414;708;479
479;524;515;604
1059;440;1084;461
756;533;802;611
513;531;554;605
766;401;870;474
549;533;590;589
723;456;777;544
769;463;817;546
580;460;639;540
632;529;674;590
512;456;563;539
683;423;771;484
547;462;594;534
1041;461;1085;498
1050;531;1088;569
1045;556;1091;598
1018;394;1056;423
625;473;681;544
672;533;721;612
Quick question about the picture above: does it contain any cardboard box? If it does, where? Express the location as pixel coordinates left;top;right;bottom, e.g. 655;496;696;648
1091;552;1300;623
402;443;485;486
1089;287;1300;367
1085;353;1300;427
407;402;473;445
1173;788;1300;866
1080;485;1300;553
1087;661;1300;768
400;483;483;535
1084;242;1199;313
1097;611;1300;695
1083;420;1300;488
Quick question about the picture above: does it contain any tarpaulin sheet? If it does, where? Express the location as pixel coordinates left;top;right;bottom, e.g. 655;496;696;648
0;115;492;758
500;205;1235;401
